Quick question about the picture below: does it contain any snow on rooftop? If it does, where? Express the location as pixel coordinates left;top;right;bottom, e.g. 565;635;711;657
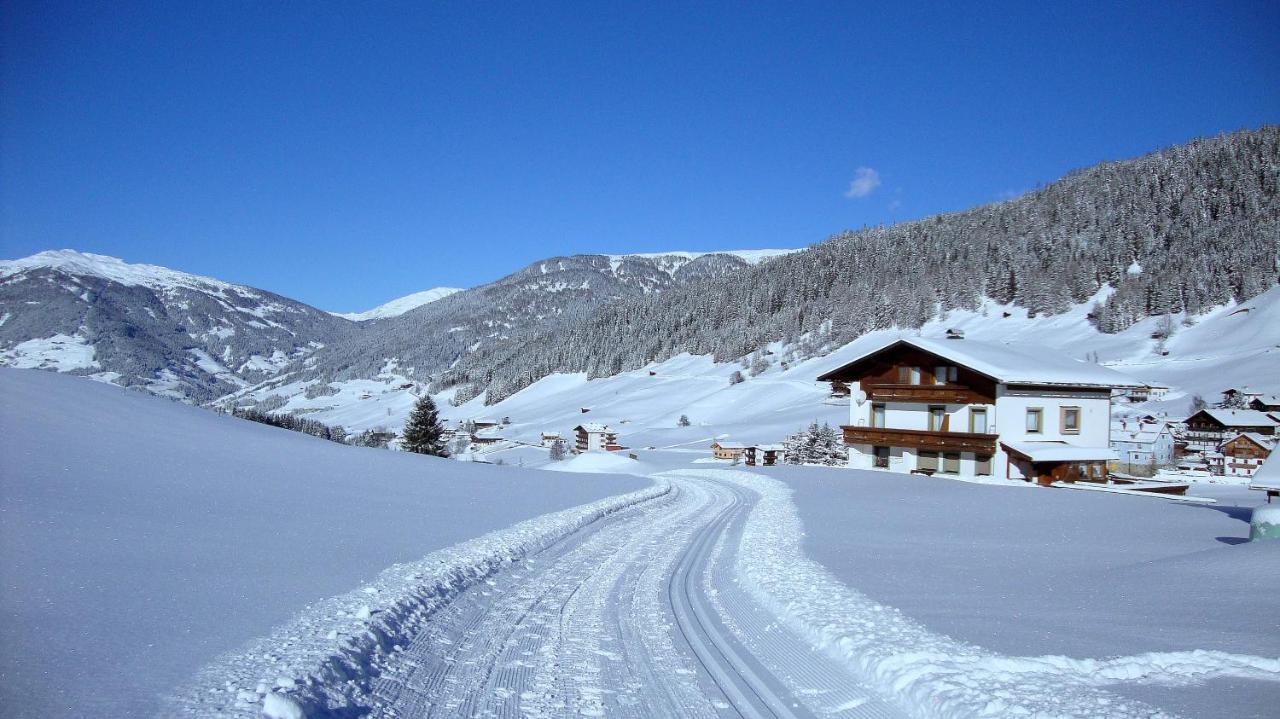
1002;441;1118;462
1197;408;1279;427
820;335;1146;388
575;422;611;433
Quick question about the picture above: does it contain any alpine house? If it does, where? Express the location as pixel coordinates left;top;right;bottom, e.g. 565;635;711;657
817;334;1145;484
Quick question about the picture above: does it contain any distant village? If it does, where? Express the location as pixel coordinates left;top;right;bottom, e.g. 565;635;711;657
431;332;1276;502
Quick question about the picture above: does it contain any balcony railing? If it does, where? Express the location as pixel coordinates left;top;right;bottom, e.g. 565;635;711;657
841;426;998;454
863;383;985;404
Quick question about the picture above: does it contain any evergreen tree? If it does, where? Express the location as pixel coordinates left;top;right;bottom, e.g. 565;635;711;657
728;370;745;385
549;439;568;461
678;414;691;427
402;395;449;456
1188;394;1207;414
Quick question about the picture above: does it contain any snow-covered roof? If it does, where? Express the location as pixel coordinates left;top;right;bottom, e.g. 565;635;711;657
575;423;611;433
1193;409;1279;428
1002;441;1118;462
713;442;748;449
1253;394;1280;406
1224;432;1276;449
818;336;1145;389
1252;456;1280;490
754;444;786;451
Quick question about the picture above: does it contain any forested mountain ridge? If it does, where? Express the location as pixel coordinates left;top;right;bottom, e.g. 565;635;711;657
438;126;1279;404
252;251;786;405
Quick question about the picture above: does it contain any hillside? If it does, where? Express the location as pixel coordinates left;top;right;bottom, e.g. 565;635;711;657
0;368;645;718
331;286;463;321
225;249;792;407
439;126;1279;403
0;250;355;402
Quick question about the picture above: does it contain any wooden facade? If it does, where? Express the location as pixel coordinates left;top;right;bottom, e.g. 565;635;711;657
824;347;998;405
841;426;997;454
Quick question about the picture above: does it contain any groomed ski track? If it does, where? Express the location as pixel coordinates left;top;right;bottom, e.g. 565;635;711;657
175;469;1273;718
365;473;901;719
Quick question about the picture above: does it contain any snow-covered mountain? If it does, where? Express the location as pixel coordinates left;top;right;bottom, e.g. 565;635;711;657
220;250;793;408
0;250;354;402
331;287;463;322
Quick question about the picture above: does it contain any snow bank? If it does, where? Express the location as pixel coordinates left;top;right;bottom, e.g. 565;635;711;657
544;451;655;475
0;368;649;719
167;479;670;716
677;469;1280;719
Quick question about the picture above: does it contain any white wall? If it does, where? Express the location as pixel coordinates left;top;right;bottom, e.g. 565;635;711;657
845;381;1116;480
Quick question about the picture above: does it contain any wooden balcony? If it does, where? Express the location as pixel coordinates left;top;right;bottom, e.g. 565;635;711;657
841;426;998;454
863;383;988;404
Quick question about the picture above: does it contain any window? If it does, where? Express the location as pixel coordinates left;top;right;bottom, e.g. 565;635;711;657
969;408;988;434
917;451;938;471
935;365;958;384
942;452;960;474
909;366;921;385
949;366;958;382
873;445;890;468
871;403;886;428
975;454;992;476
1026;408;1043;433
898;366;910;383
1061;406;1081;434
928;405;946;431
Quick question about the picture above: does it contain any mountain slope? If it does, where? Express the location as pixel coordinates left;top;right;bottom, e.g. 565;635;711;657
438;126;1280;403
0;250;355;402
226;250;791;407
331;287;463;321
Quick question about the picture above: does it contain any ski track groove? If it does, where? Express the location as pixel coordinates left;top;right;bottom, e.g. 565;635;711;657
357;475;901;719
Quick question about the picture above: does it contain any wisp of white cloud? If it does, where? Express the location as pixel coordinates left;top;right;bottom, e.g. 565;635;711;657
845;167;881;198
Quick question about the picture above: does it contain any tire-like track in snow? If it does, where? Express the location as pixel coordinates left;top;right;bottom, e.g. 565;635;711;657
365;474;904;719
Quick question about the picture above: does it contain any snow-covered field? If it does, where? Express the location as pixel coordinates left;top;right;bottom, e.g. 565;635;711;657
776;469;1280;717
0;368;646;719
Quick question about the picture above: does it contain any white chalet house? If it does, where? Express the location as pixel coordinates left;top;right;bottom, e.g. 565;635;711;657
1110;418;1176;469
574;423;621;453
817;336;1144;484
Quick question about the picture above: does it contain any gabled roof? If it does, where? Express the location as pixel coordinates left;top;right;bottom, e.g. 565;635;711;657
1189;409;1279;428
712;441;748;449
575;423;611;433
1252;394;1280;406
817;336;1144;389
1224;432;1276;449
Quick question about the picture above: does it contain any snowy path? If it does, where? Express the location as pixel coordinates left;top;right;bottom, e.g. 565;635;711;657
362;475;901;719
176;469;1279;718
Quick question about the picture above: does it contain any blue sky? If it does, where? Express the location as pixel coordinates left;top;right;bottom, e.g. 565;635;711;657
2;2;1277;312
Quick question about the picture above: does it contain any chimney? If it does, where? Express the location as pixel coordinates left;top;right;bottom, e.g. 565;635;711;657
945;328;965;340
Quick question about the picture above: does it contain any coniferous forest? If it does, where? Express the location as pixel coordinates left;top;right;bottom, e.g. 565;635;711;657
438;127;1279;403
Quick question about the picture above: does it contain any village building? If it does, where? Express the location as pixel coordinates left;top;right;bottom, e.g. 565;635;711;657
1181;408;1278;453
816;336;1144;484
1115;383;1170;403
1249;394;1280;413
540;431;562;447
710;441;748;461
744;444;785;466
1215;432;1275;478
1220;387;1263;407
574;423;621;452
1110;418;1175;470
